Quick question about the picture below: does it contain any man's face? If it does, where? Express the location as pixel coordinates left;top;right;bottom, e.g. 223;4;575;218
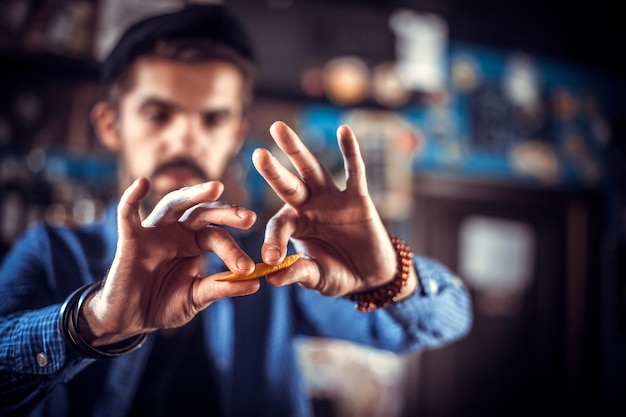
114;57;247;209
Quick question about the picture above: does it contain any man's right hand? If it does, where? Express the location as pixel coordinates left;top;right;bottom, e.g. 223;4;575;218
80;177;260;346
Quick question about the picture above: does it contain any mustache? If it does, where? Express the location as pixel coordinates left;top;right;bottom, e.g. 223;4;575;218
150;157;209;182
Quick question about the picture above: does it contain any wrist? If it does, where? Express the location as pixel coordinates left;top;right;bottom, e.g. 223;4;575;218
58;282;146;359
82;282;148;346
391;265;418;302
81;289;127;346
346;235;418;312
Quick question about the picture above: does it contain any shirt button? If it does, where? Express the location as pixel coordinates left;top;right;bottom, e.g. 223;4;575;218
429;278;439;294
36;352;48;367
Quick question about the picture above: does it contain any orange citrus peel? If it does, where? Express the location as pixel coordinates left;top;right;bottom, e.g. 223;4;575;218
216;252;303;281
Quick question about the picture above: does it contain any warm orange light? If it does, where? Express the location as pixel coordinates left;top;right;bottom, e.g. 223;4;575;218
371;62;411;108
322;56;370;106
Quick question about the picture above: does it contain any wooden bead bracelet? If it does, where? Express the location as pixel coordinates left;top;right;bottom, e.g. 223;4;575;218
346;235;414;312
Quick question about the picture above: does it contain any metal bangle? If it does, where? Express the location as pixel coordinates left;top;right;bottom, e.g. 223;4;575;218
59;281;146;359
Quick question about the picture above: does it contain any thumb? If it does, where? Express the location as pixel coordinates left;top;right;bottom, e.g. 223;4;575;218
191;276;261;312
117;178;150;238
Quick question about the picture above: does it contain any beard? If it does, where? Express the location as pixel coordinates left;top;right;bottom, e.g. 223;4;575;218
141;157;210;215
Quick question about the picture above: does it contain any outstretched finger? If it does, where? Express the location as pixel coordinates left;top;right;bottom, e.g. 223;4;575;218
252;147;309;207
117;178;150;238
337;125;369;196
269;121;333;192
178;202;257;231
142;181;224;227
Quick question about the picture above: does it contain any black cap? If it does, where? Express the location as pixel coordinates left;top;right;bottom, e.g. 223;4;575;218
101;4;255;88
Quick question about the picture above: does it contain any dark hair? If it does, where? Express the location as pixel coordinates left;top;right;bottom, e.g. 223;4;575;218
107;37;256;109
101;4;256;108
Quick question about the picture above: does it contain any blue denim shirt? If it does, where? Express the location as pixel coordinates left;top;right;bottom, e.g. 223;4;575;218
0;202;472;417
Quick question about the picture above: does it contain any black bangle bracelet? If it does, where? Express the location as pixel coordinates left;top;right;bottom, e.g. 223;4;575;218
59;283;90;356
58;281;146;359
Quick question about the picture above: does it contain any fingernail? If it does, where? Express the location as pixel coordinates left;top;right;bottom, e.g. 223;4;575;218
237;256;253;270
265;247;281;263
236;208;249;218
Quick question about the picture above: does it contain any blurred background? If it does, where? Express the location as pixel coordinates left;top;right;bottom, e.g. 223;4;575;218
1;0;625;416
